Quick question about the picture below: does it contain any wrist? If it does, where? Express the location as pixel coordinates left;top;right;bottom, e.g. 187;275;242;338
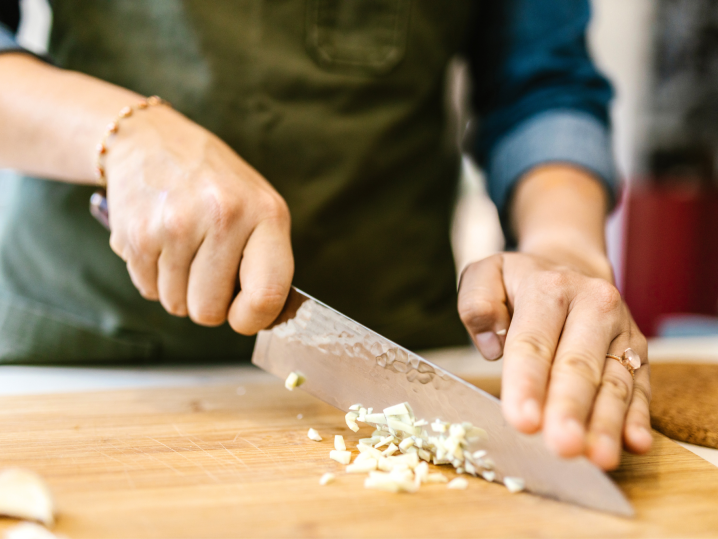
519;236;614;282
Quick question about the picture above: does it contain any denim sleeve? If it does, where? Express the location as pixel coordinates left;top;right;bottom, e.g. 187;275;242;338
0;21;24;53
467;0;617;239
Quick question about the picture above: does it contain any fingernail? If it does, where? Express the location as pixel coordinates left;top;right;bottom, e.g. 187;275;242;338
475;331;503;360
521;399;541;429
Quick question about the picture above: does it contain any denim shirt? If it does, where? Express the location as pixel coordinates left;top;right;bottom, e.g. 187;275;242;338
0;0;616;224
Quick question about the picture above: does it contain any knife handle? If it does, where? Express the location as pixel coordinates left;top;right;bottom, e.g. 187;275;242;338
90;190;110;230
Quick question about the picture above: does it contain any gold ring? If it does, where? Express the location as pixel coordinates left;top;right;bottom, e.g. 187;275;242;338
606;348;641;379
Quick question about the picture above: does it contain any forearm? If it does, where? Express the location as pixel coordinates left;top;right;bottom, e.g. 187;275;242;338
0;53;141;183
510;164;613;282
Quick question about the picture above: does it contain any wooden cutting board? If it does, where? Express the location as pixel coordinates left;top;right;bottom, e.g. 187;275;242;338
0;372;716;538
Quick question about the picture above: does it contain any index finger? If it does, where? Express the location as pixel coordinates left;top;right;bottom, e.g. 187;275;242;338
500;273;571;434
227;217;294;335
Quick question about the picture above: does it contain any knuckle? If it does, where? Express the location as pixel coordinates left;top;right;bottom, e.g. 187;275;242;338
189;305;227;327
258;193;290;224
248;285;287;319
514;332;554;366
162;208;190;239
539;270;572;291
601;373;632;406
556;351;602;386
204;189;241;234
589;280;623;314
458;298;495;329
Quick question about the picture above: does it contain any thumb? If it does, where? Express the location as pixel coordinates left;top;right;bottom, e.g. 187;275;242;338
458;254;511;361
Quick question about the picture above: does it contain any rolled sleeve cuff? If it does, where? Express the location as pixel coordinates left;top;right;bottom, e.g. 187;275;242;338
487;109;618;218
0;22;24;53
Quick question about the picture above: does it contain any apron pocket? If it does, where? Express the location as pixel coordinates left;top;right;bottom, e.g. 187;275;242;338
305;0;411;75
0;293;158;364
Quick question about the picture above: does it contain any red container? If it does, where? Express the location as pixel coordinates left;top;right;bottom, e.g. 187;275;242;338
622;183;718;336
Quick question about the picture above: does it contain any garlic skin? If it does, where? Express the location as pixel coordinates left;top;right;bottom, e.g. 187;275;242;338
0;468;55;526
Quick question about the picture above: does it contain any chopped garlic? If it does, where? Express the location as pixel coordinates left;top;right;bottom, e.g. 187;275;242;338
358;437;381;446
417;449;432;462
357;445;383;459
387;452;419;468
348;403;362;411
388;419;420;437
374;435;394;449
364;413;388;425
425;472;448;484
307;428;322;442
383;403;411;416
504;477;525;493
414;461;429;483
381;443;398;457
447;477;469;490
329;450;352;465
319;473;335;485
365;474;418;493
377;457;393;472
334;435;346;451
284;371;304;391
472;450;487;460
345;412;360;432
398;438;414;451
431;420;448;433
482;470;496;482
347;460;378;473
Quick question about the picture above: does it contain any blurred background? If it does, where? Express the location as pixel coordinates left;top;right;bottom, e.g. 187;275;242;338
5;0;718;339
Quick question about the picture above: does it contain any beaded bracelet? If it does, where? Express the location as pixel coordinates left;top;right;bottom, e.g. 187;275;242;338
94;95;170;187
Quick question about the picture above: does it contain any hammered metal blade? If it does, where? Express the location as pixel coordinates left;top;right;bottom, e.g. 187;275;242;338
252;288;634;516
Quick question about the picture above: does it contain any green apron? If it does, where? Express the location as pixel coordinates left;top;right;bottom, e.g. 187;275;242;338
0;0;472;364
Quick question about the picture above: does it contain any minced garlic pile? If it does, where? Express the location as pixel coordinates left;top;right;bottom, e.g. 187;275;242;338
311;401;524;494
285;372;524;494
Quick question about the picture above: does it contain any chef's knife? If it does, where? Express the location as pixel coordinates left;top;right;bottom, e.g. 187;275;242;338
252;287;634;517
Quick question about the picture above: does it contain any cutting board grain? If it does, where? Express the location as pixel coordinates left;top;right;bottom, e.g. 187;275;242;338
0;372;716;538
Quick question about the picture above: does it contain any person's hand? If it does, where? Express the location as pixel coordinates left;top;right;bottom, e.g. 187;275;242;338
458;251;652;470
105;104;293;333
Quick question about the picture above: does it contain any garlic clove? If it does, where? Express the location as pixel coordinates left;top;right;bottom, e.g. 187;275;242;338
0;468;55;526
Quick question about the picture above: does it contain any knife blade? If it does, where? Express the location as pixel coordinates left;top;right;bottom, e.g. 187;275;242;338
251;287;633;516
